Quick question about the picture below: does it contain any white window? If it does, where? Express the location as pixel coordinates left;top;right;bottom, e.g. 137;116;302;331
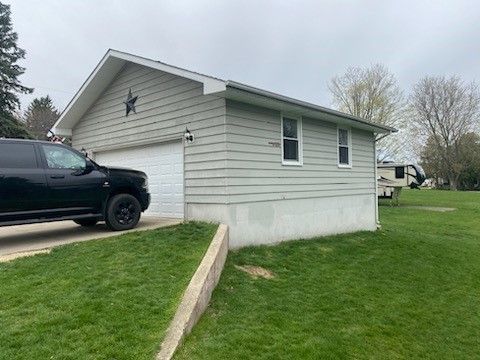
282;116;303;165
338;128;351;167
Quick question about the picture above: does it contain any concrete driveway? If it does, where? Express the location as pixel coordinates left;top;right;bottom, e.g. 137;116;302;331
0;217;182;261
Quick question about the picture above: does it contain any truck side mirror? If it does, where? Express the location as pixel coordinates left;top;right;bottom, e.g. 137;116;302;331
85;160;95;173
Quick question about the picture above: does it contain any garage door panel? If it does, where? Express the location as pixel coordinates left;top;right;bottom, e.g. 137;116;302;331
94;141;184;218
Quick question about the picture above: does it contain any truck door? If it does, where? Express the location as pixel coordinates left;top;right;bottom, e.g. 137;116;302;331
0;142;48;218
39;143;107;213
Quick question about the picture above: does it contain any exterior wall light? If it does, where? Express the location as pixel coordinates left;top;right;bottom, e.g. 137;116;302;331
184;128;194;143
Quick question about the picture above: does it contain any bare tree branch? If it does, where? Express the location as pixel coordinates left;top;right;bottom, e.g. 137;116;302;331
409;76;480;190
328;64;407;161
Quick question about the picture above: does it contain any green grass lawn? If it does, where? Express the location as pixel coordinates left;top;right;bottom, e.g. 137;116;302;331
176;190;480;359
0;222;216;360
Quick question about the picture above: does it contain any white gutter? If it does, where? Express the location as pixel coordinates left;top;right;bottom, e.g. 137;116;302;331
226;81;397;134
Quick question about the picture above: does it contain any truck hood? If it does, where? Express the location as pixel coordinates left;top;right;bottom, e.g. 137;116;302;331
103;166;147;178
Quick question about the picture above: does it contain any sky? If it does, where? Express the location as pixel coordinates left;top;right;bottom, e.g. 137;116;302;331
6;0;480;113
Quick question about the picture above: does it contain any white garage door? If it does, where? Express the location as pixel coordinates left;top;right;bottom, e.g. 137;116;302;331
94;141;184;218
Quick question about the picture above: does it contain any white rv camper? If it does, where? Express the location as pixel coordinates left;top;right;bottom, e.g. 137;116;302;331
377;163;426;199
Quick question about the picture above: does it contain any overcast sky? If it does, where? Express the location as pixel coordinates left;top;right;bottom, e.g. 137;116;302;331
6;0;480;113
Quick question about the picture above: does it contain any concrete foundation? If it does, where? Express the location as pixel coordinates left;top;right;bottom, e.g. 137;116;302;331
187;194;376;248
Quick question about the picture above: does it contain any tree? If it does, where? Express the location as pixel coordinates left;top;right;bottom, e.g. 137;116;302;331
328;64;406;162
456;132;480;190
0;2;33;114
24;96;60;140
421;132;480;190
0;111;32;139
0;2;33;139
410;76;480;190
420;134;448;186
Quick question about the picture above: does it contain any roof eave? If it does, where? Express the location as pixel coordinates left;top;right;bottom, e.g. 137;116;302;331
51;49;227;136
52;49;396;137
225;81;397;134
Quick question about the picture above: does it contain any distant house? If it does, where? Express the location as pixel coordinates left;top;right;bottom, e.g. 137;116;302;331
52;49;395;248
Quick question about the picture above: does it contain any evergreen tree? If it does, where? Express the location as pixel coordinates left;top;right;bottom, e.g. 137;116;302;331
0;111;32;139
0;2;33;113
24;96;60;140
0;2;33;138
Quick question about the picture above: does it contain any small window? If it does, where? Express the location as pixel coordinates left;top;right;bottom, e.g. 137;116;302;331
0;143;37;169
338;128;351;167
282;116;302;165
395;166;405;179
42;145;86;170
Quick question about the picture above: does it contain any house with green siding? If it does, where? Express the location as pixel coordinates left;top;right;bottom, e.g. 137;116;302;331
52;49;395;248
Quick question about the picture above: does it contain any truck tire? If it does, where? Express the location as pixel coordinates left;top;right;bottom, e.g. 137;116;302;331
105;194;141;231
74;218;98;227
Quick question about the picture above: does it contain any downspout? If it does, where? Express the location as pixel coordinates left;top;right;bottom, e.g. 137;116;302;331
374;132;392;228
374;135;379;227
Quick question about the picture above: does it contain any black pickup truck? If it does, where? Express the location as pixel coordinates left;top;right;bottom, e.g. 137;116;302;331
0;139;150;230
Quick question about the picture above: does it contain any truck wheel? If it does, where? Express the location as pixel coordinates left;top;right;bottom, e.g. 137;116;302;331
74;218;98;227
105;194;141;231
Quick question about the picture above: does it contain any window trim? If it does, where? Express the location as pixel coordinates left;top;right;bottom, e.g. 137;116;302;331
281;114;303;166
337;127;352;168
